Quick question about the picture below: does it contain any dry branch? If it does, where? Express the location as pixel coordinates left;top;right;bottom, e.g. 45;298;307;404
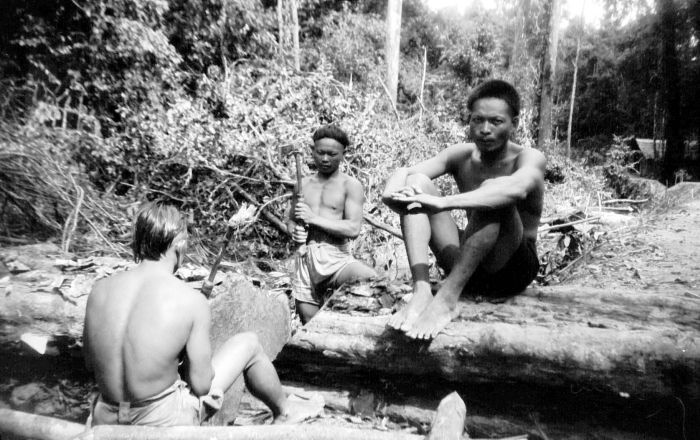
377;75;401;123
363;214;403;239
229;181;289;235
537;216;600;233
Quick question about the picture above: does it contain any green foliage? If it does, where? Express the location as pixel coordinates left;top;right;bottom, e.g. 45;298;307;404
302;9;384;84
166;0;277;72
3;0;689;264
557;0;700;160
0;0;183;136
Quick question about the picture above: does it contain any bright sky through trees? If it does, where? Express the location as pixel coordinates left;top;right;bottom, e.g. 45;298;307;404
425;0;606;28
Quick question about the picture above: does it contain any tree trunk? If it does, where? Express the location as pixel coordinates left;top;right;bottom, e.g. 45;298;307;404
0;409;425;440
658;0;683;184
278;282;700;400
566;0;584;158
277;0;300;70
536;0;562;149
385;0;402;108
508;0;529;71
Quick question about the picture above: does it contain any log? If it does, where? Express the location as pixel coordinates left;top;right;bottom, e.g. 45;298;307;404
277;282;700;399
426;392;466;440
0;402;526;440
77;425;423;440
0;409;86;440
0;408;423;440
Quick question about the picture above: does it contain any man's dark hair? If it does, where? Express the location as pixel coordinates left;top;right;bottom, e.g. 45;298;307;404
467;79;521;118
312;125;350;149
132;201;187;263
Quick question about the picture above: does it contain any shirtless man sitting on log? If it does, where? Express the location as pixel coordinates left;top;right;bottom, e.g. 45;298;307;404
83;201;305;426
382;79;545;340
288;125;377;324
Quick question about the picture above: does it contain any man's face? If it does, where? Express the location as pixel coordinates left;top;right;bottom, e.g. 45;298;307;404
311;138;344;175
468;98;517;156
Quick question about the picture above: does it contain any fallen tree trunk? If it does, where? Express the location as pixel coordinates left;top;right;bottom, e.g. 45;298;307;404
0;409;424;440
0;403;524;440
0;408;85;440
277;282;700;399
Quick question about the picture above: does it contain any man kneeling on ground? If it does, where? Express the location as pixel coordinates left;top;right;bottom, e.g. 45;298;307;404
288;125;377;324
83;201;306;426
382;79;545;340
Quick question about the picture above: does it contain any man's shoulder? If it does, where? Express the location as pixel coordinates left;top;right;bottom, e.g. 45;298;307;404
89;270;129;300
339;172;363;189
443;143;476;163
162;276;204;303
441;143;476;172
513;144;546;168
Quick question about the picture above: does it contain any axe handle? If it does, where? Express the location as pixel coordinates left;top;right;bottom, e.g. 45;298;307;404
292;152;308;256
201;225;235;297
293;153;304;198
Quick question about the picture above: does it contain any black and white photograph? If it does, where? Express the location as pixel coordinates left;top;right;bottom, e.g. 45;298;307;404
0;0;698;439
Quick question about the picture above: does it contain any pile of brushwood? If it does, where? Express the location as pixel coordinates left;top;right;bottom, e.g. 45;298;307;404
0;61;662;284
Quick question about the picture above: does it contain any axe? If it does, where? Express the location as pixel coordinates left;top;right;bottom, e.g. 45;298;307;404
289;149;308;256
201;226;234;298
201;203;256;298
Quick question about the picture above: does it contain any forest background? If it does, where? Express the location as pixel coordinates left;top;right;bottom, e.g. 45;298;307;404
1;0;698;274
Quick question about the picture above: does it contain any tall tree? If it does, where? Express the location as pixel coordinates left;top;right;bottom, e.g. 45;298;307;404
657;0;683;183
509;0;531;71
278;0;300;70
385;0;402;108
536;0;562;148
566;0;585;158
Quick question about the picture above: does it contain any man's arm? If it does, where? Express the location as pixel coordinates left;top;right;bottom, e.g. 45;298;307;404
287;180;309;243
295;178;364;239
382;144;470;208
286;188;300;235
82;295;94;373
184;291;214;396
396;148;545;212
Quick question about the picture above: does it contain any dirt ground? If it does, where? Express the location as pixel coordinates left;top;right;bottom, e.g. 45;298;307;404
1;182;698;439
562;182;700;295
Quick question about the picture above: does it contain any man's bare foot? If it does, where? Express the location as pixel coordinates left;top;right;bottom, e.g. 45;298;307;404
387;282;433;332
406;288;459;340
272;393;324;424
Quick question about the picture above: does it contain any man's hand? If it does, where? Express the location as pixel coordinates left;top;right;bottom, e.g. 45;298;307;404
389;186;445;213
294;202;317;224
292;224;308;244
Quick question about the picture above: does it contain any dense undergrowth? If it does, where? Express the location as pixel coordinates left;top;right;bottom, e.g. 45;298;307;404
0;0;654;275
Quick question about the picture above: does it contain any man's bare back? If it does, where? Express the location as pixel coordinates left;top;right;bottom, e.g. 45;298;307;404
84;264;208;403
84;202;312;426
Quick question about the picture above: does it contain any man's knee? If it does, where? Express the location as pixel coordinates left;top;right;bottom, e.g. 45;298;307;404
405;173;438;194
231;331;262;356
